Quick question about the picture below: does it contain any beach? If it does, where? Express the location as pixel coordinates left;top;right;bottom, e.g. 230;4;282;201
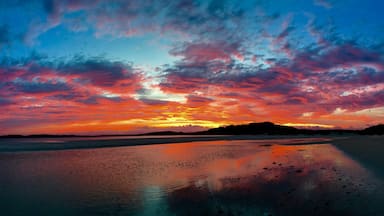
332;136;384;177
0;136;383;215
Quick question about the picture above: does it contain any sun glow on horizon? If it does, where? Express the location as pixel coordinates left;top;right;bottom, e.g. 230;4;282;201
109;117;225;128
281;123;335;129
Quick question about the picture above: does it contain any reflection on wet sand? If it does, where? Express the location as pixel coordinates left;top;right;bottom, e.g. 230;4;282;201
0;139;383;215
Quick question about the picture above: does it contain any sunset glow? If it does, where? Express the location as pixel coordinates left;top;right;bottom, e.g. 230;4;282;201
1;0;383;134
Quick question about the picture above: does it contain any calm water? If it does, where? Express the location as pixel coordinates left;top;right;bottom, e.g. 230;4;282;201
0;139;383;216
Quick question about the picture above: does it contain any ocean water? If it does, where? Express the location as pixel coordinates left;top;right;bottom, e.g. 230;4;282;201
0;139;383;216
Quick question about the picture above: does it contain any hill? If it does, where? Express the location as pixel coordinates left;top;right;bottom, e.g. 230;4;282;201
198;122;300;135
361;124;384;135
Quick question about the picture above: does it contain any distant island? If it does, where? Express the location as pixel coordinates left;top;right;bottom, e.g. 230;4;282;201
198;122;384;135
1;122;383;138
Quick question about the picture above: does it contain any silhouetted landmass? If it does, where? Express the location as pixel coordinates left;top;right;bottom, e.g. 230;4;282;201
360;124;384;135
198;122;300;135
197;122;359;135
0;122;383;138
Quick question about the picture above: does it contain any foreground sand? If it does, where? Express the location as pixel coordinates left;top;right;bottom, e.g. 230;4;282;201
332;136;384;178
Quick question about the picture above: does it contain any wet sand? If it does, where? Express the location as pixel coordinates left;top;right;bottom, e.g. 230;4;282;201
333;136;384;178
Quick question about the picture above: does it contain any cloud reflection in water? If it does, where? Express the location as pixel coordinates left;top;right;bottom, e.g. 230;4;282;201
0;139;383;215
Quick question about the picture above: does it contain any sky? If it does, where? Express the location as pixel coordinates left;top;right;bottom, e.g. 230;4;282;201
0;0;384;135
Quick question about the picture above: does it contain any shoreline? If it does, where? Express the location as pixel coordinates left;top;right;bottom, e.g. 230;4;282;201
0;135;344;152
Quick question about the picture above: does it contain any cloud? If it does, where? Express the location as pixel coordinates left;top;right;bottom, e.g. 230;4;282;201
0;97;13;105
159;39;384;118
0;55;143;109
276;26;295;43
13;77;71;93
291;43;382;73
1;0;384;133
170;41;241;64
186;95;214;108
314;0;332;9
76;95;122;105
139;98;169;106
322;66;384;86
21;0;99;44
57;56;139;87
16;0;281;45
160;40;248;94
